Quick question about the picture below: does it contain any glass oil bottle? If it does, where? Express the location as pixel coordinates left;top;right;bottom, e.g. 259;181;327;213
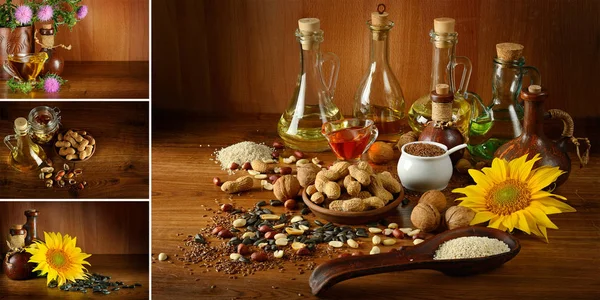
277;18;342;152
354;8;405;142
407;18;478;139
4;117;47;172
468;43;540;161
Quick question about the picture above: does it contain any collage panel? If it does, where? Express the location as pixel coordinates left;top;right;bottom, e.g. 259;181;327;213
0;101;149;199
0;201;149;298
0;0;149;99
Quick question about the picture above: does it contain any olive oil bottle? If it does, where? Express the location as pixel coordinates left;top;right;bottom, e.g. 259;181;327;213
4;118;47;172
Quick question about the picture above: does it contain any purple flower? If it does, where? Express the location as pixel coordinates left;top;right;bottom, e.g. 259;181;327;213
15;5;33;25
76;5;88;20
37;5;54;22
44;78;60;93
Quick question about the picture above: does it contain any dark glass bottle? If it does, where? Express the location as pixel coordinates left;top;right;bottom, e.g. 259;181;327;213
39;24;64;75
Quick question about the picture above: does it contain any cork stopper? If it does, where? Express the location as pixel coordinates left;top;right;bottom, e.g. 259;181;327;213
298;18;320;33
371;12;389;26
434;18;455;34
42;24;52;30
435;84;450;95
528;85;542;94
14;117;28;131
11;224;23;230
496;43;524;61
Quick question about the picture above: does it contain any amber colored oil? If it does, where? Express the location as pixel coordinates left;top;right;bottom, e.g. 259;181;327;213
326;126;373;160
408;93;471;139
9;135;46;172
7;53;48;81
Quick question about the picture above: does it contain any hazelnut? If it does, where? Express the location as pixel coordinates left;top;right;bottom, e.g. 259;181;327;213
296;247;310;256
237;244;251;255
217;229;233;238
213;177;222;186
211;226;224;235
367;142;395;164
445;205;476;230
220;203;233;212
284;199;297;210
264;231;276;239
251;251;268;262
230;162;240;170
280;167;292;175
410;203;440;232
475;161;487;170
418;190;447;213
455;159;473;174
242;162;252;170
293;150;304;159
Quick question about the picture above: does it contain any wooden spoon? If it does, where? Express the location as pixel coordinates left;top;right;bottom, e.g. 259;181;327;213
309;226;520;295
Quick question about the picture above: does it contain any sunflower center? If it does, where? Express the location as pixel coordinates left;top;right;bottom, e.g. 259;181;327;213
47;249;70;270
486;179;531;215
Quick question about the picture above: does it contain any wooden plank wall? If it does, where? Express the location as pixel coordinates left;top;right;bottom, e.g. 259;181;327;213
0;202;149;255
152;0;600;120
11;0;149;61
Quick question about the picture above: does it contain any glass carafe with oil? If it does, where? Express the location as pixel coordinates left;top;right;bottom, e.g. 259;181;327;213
407;18;479;139
277;18;342;152
4;117;47;172
354;10;405;142
468;43;540;161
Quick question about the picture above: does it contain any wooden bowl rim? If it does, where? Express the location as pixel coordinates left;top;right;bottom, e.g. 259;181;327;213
301;188;404;219
53;128;96;162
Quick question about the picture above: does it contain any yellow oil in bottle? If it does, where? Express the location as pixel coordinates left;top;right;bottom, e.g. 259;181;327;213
9;136;47;172
6;52;48;81
361;105;405;142
277;105;342;152
408;93;471;138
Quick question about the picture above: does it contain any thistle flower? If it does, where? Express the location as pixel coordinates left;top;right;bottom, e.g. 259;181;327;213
37;5;54;22
76;5;88;20
15;5;33;25
44;77;61;93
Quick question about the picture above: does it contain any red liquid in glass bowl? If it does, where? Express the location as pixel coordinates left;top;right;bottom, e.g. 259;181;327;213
322;119;379;161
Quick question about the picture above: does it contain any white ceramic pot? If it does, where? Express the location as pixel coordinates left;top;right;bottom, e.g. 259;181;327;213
397;141;467;192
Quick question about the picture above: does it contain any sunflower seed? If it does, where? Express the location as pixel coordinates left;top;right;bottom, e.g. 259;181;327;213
370;246;381;255
368;227;382;234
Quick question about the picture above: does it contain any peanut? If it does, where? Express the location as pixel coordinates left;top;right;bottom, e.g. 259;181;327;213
328;200;344;211
357;191;372;199
348;165;371;186
363;196;386;209
343;175;361;197
329;161;350;179
65;154;78;161
251;159;269;173
221;176;254;194
55;141;71;148
310;192;325;204
306;185;317;196
342;198;367;212
77;139;90;152
323;181;341;200
377;171;402;194
367;175;394;203
59;147;76;156
84;135;96;146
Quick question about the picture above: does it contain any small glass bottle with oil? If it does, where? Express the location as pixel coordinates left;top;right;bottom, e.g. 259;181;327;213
277;18;343;152
354;8;406;142
407;18;480;139
4;117;47;172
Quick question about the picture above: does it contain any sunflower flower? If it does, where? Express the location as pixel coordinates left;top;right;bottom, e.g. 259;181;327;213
453;154;575;242
26;232;92;286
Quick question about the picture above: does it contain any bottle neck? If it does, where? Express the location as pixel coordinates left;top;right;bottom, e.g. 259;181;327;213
492;58;526;106
430;32;457;92
370;33;389;64
522;100;545;138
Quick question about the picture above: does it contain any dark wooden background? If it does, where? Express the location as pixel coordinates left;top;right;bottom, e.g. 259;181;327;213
153;0;600;132
0;202;148;255
0;102;149;198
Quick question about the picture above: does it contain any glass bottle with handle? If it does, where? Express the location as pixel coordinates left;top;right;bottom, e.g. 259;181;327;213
468;43;541;161
407;17;479;139
4;117;47;172
277;18;342;152
354;8;406;142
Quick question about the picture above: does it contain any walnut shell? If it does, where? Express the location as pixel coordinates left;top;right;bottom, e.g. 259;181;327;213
396;131;418;150
273;175;300;200
445;206;476;230
297;163;321;187
367;142;394;164
418;190;447;213
410;203;440;232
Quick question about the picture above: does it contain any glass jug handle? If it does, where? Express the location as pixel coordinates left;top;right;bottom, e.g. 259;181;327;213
522;66;541;87
320;52;340;97
453;56;473;95
4;134;16;152
362;125;379;154
3;60;21;81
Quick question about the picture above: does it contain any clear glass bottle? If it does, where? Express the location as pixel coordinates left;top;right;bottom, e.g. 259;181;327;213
28;106;61;145
468;43;540;161
354;11;405;142
4;117;47;172
407;18;477;138
277;18;342;152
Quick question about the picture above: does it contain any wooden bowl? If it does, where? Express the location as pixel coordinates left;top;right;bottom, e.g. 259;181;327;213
54;129;96;162
301;189;404;225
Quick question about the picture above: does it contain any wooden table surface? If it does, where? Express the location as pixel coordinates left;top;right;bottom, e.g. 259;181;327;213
0;254;149;299
0;62;149;99
152;114;600;299
0;102;149;199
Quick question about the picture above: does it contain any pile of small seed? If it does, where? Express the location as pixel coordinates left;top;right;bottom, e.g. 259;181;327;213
49;273;142;294
404;143;446;157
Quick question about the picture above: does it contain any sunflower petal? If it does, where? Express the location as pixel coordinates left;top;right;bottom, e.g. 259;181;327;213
530;201;562;215
528;166;564;192
526;206;559;229
516;154;540;182
453;185;487;198
468;169;494;189
531;190;567;201
535;197;576;213
469;211;496;225
538;226;549;243
507;154;529;179
490;158;508;182
489;216;504;229
515;211;531;234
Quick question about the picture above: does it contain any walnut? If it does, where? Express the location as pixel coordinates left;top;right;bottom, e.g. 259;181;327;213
410;203;440;232
273;175;300;200
296;163;321;187
418;190;447;212
445;206;476;230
